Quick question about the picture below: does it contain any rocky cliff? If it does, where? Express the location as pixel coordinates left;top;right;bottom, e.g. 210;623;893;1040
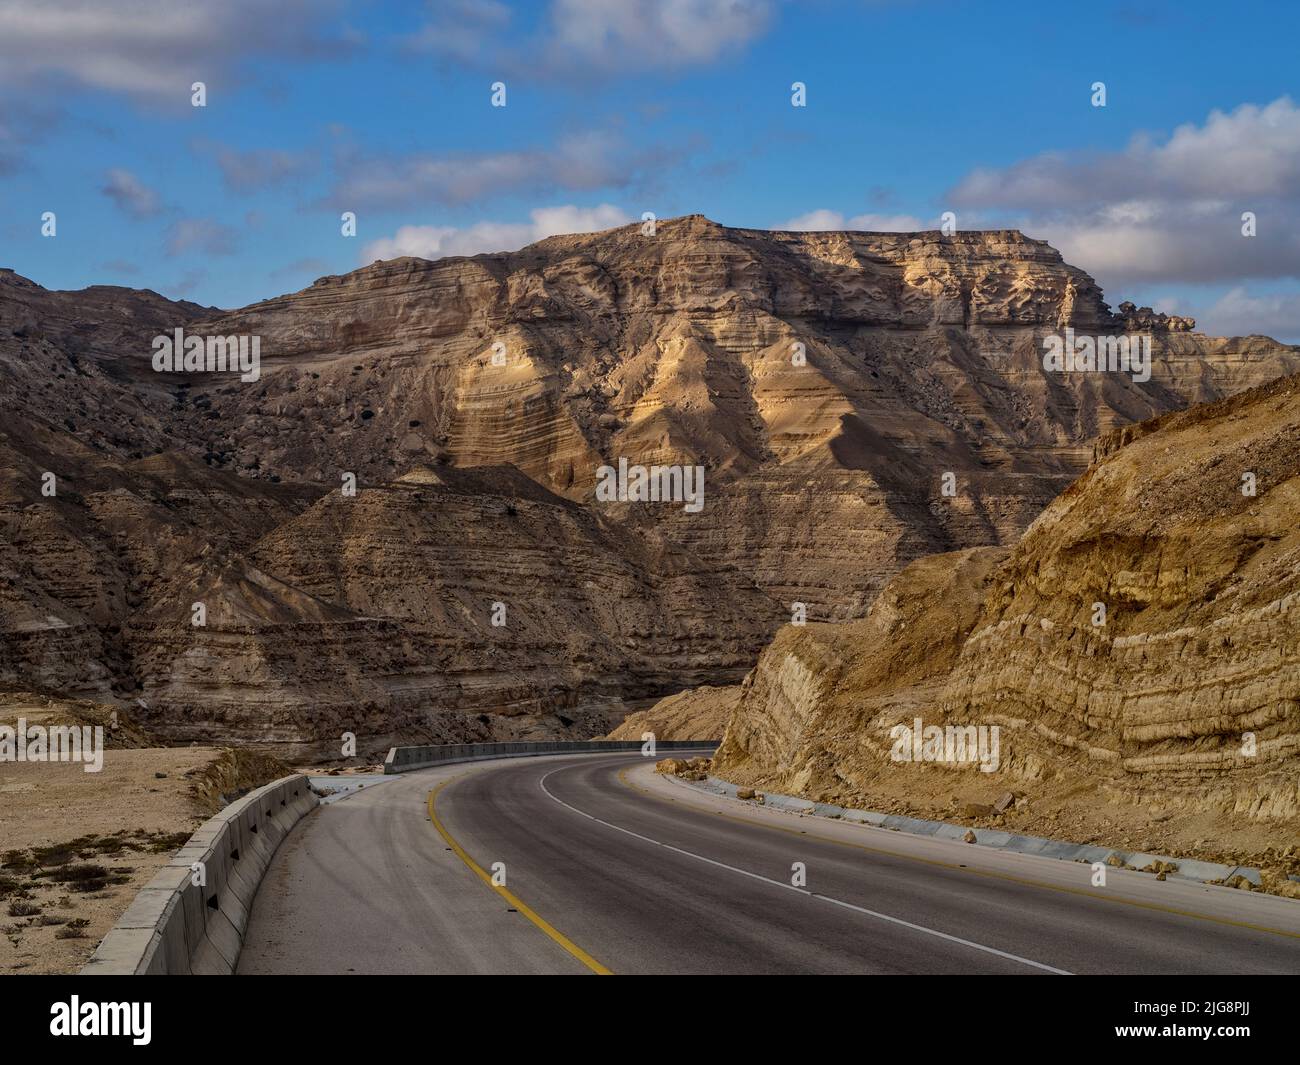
940;372;1300;822
3;217;1298;755
711;546;1006;790
707;373;1300;877
176;217;1300;614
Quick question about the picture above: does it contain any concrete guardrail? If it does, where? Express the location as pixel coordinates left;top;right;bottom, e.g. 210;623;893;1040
384;739;719;774
82;773;318;975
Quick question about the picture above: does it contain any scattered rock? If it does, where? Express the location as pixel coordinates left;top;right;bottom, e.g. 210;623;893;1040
654;757;709;781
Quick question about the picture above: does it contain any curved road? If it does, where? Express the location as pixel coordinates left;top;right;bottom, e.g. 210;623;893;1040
238;752;1300;975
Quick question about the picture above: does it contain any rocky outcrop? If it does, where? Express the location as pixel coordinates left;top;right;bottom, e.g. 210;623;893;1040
706;375;1300;872
606;685;741;741
1115;301;1195;333
711;547;1007;794
941;372;1300;822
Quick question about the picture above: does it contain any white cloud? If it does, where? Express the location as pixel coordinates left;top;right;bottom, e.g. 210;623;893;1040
404;0;511;64
335;133;613;209
1024;206;1300;288
200;143;317;193
779;209;846;231
545;0;775;71
407;0;774;78
778;209;925;232
948;97;1300;289
0;0;351;102
332;129;690;210
954;98;1300;208
166;218;238;257
1195;287;1300;341
100;168;161;217
361;204;633;262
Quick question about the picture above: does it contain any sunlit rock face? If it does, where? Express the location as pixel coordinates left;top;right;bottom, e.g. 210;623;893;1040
711;373;1300;829
2;217;1296;755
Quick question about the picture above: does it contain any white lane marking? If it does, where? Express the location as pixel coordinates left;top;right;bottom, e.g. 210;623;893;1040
538;762;1072;976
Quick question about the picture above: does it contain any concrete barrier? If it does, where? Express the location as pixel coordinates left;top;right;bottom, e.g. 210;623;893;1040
384;739;718;774
82;774;318;975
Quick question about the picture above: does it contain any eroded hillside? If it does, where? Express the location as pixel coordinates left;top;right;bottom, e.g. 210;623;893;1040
703;373;1300;881
3;217;1298;755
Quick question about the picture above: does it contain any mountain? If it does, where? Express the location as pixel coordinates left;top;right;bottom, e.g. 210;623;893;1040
2;216;1298;756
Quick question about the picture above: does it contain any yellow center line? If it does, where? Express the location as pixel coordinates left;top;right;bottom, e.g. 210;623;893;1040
618;767;1300;942
427;779;613;975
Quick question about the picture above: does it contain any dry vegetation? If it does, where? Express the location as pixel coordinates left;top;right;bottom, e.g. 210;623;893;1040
0;695;288;973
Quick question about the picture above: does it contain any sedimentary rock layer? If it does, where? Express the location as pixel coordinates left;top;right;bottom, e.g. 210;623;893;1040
711;374;1300;835
3;217;1299;752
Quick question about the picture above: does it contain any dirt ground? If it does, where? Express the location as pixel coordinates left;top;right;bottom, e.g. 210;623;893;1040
0;747;227;974
0;695;290;974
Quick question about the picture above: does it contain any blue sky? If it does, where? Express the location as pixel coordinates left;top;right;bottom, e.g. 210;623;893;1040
2;0;1299;338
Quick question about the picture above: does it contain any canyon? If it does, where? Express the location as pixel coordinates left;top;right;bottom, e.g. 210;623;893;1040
2;215;1298;759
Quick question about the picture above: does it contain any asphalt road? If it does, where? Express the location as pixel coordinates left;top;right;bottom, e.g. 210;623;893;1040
238;752;1300;975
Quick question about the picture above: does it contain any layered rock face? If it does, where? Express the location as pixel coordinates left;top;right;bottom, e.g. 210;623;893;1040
710;547;1007;793
3;216;1299;754
184;219;1297;614
124;465;775;752
707;374;1300;868
0;416;321;702
941;372;1300;821
11;218;1297;618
